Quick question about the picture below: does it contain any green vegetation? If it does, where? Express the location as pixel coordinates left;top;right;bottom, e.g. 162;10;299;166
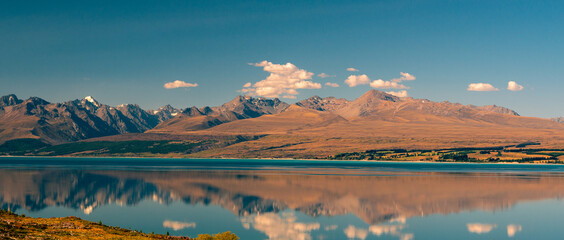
0;135;261;157
515;142;542;148
0;138;49;154
0;208;237;240
0;137;562;164
439;152;471;162
329;146;564;164
38;140;214;156
0;140;213;157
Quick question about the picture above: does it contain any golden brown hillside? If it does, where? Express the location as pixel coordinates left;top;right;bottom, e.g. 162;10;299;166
2;90;564;159
144;90;564;158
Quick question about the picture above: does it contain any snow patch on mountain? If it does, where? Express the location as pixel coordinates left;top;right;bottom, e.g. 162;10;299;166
84;96;100;107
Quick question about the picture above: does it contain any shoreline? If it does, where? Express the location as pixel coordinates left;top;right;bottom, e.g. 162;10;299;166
0;154;561;166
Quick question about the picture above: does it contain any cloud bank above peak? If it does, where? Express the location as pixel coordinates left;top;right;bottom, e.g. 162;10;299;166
344;74;371;87
392;72;416;82
344;72;415;90
241;61;321;98
386;90;408;98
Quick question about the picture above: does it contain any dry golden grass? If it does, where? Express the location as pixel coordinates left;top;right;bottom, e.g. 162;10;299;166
152;103;564;159
187;134;563;159
0;209;191;239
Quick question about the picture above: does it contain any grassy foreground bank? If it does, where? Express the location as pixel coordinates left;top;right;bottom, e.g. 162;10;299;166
0;209;238;240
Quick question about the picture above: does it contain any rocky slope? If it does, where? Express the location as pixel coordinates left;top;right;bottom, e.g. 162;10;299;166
0;94;292;144
295;90;519;122
1;90;561;147
0;94;22;108
0;96;163;143
151;105;181;121
156;89;559;138
296;95;350;112
149;96;289;132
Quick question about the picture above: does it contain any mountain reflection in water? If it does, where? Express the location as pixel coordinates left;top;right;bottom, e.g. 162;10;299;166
2;158;564;239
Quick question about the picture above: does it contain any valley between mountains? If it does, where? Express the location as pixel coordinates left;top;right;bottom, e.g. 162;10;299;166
1;90;563;162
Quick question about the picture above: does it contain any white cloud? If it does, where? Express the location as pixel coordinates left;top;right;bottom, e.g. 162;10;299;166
507;224;522;237
507;81;524;91
370;79;408;89
467;223;497;234
345;74;371;87
243;82;252;88
325;82;340;87
371;72;414;89
347;67;359;72
283;95;297;99
344;225;369;240
318;73;335;78
391;72;416;82
240;212;320;240
164;80;198;89
242;61;321;98
467;83;499;91
386;90;408;98
345;72;414;89
163;220;196;231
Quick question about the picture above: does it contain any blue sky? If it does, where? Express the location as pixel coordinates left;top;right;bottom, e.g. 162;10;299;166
1;0;563;117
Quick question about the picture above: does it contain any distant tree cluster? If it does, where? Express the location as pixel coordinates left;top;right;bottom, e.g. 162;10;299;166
439;153;470;162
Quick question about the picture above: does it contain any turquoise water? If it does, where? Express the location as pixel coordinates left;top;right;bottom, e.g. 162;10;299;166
2;157;564;239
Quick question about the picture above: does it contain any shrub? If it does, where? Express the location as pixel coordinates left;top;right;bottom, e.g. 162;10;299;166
196;231;239;240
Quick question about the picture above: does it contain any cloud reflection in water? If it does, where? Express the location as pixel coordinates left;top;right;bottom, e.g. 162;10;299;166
344;225;369;240
163;220;196;231
344;222;413;240
507;224;522;237
240;212;320;240
467;223;497;234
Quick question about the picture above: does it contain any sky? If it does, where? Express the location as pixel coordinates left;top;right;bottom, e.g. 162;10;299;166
1;0;563;118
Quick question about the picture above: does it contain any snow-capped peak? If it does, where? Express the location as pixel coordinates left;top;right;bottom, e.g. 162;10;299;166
84;96;100;107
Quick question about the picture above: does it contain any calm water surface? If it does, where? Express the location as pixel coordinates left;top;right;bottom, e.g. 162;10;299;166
2;157;564;239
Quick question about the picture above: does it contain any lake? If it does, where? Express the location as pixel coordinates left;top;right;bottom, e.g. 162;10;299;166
2;157;564;239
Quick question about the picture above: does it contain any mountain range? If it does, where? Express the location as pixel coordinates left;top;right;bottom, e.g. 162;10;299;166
0;93;290;144
1;90;563;156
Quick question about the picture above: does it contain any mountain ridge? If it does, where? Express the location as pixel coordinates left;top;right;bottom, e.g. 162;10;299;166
0;94;291;144
0;91;561;147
